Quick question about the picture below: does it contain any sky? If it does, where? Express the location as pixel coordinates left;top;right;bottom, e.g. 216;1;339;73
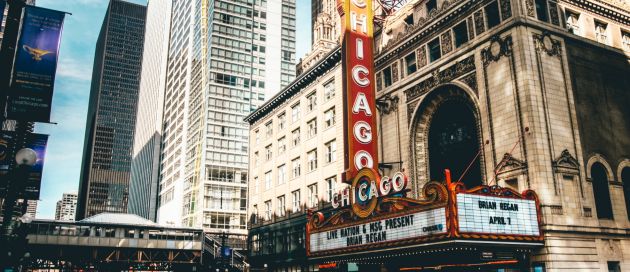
33;0;312;219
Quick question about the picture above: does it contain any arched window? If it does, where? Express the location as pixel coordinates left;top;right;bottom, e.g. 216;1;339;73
622;167;630;220
428;99;482;188
591;163;613;219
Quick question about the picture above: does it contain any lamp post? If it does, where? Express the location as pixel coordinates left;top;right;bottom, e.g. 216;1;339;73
1;147;37;271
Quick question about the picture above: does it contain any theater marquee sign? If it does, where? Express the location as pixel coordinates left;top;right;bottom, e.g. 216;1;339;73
306;180;543;257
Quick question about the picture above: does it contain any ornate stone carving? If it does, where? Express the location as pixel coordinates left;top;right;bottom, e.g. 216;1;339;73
533;32;562;57
496;153;527;175
392;62;399;83
376;72;383;92
481;35;513;66
459;72;478;95
441;31;453;55
553;149;580;174
499;0;512;19
526;0;535;17
417;46;427;68
474;10;485;36
407;99;420;123
376;94;400;115
548;1;560;26
404;55;476;101
467;17;475;39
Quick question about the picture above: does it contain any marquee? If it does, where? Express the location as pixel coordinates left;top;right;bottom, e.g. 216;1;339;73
306;179;542;257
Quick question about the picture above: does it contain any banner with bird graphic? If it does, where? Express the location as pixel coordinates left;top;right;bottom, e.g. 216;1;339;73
8;5;65;122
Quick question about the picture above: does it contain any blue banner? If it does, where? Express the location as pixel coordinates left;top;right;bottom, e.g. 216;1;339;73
0;132;48;199
23;133;48;200
8;6;65;122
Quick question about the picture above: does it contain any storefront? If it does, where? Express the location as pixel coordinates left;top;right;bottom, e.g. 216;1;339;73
306;170;543;271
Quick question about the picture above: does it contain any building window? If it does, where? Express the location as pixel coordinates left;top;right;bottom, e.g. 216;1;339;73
608;261;621;272
265;171;272;190
278;112;286;130
277;195;286;217
254;176;259;194
324;107;336;128
307;118;317;138
292;157;301;178
308;184;318;208
307;92;317;111
278;164;286;185
255;129;260;144
485;1;501;28
252;204;258;223
453;21;469;48
325;140;336;163
291;103;300;123
307;149;318;172
591;163;613;219
404;52;417;75
264;200;272;221
265;121;273;138
292;128;300;146
383;66;392;87
278;137;286;154
326;176;337;202
595;21;608;44
265;144;272;160
253;151;259;167
292;190;301;213
324;80;335;101
426;0;437;13
535;0;549;22
428;38;441;62
621;167;630;220
565;10;580;35
622;31;630;51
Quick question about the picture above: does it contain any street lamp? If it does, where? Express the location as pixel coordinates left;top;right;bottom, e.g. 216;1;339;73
15;148;37;167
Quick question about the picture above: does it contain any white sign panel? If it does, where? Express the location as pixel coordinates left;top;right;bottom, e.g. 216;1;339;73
310;208;446;253
457;194;539;236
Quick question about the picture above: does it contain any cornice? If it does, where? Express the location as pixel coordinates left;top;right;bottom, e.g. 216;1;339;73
560;0;630;26
244;47;342;124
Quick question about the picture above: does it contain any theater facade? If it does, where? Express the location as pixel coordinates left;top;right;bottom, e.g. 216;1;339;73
245;0;630;271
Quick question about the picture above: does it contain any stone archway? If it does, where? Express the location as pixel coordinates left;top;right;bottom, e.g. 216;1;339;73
410;85;484;190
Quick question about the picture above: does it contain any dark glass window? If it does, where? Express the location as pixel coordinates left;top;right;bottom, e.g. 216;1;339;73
405;53;417;75
535;0;549;22
426;0;437;13
608;261;621;272
383;67;392;87
428;98;481;188
622;168;630;220
592;163;613;219
404;14;414;25
453;21;469;48
428;38;441;62
485;1;501;28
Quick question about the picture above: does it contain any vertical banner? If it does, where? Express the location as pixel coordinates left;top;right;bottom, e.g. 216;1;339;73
339;0;379;182
23;133;48;200
8;6;65;122
0;132;48;199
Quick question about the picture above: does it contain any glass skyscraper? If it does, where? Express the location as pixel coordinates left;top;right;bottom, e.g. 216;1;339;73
77;0;146;220
140;0;296;234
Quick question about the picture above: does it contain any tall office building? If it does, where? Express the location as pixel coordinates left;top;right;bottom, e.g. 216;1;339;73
24;200;37;218
77;0;146;220
128;0;172;222
154;0;296;234
55;192;77;221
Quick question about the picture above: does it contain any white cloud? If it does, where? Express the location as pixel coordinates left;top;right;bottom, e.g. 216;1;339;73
56;57;93;82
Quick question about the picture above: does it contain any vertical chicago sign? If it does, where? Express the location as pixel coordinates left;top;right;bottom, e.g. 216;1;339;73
339;0;379;183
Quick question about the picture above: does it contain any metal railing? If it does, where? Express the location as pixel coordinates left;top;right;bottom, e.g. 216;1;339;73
203;233;249;271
